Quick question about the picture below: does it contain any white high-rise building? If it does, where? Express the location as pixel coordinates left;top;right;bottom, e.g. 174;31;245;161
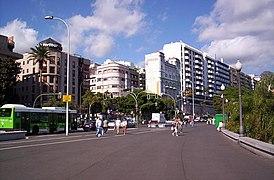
145;52;180;99
146;41;231;115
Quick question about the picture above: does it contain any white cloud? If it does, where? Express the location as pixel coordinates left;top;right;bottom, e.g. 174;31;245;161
194;0;274;74
0;19;38;53
60;0;145;58
84;33;114;57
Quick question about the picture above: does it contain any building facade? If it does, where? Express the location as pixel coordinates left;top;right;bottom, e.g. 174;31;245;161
89;59;139;97
145;52;180;99
146;41;250;116
0;35;23;60
15;38;91;107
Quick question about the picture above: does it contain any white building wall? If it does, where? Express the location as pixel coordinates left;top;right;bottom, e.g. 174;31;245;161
90;60;139;97
145;52;162;95
145;52;180;99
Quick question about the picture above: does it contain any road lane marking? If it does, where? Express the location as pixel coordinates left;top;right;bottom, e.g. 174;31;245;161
0;128;167;151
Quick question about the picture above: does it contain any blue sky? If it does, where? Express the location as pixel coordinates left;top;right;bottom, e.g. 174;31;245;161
1;0;273;75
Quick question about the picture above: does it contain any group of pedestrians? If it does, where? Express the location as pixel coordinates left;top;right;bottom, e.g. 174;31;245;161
95;118;128;137
115;118;127;135
95;118;108;137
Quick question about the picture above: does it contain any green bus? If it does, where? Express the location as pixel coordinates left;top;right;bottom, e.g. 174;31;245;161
0;104;77;134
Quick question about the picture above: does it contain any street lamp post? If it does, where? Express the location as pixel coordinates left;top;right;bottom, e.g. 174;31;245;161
235;60;243;137
161;93;176;118
220;84;225;128
45;15;70;136
128;91;145;127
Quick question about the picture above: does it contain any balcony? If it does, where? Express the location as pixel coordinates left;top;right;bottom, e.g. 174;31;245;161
185;67;191;71
195;65;202;69
208;70;214;74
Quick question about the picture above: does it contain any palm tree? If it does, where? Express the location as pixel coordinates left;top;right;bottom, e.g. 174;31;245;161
27;45;50;106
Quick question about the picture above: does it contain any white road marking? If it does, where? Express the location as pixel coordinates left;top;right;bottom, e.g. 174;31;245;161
0;128;167;151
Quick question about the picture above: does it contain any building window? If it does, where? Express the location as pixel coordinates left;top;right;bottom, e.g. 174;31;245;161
22;61;25;65
33;68;35;74
72;87;75;94
42;67;47;73
49;85;54;92
49;56;55;64
43;76;47;82
57;57;60;65
49;76;54;83
50;67;55;73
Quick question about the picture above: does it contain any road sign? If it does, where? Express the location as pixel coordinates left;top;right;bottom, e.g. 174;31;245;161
63;95;72;102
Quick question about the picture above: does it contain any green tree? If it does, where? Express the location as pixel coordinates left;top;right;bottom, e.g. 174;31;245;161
217;73;274;144
82;91;103;118
0;57;21;105
27;45;50;99
43;96;64;107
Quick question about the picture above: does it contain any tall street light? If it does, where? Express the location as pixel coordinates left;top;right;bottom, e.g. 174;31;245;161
161;93;176;118
45;15;70;136
235;60;243;137
220;84;225;128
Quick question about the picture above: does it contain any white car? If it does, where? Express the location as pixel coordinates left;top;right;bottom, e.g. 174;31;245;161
107;120;116;129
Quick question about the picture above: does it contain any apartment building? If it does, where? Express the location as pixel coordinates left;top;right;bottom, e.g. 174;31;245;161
145;41;232;115
0;35;23;60
145;52;180;99
89;59;139;97
230;67;252;90
15;38;91;107
137;67;146;90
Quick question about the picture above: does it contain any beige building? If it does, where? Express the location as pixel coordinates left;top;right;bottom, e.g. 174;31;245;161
16;38;91;107
89;59;139;97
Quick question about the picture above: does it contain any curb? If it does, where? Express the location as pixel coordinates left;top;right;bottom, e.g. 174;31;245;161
0;131;26;141
221;129;274;159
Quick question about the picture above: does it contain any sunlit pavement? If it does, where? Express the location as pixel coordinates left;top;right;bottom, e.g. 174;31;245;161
0;124;273;180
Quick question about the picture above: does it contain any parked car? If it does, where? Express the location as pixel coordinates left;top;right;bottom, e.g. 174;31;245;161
107;120;116;129
126;119;136;128
83;121;96;131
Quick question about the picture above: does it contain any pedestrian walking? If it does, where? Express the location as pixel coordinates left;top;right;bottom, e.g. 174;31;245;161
189;115;194;127
103;119;108;133
121;119;127;135
172;116;181;136
95;118;103;137
115;118;121;135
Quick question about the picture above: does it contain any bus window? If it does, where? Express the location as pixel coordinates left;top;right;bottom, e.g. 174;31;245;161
0;108;12;117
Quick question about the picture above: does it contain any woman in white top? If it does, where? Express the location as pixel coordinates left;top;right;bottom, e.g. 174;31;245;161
121;120;127;135
115;119;121;135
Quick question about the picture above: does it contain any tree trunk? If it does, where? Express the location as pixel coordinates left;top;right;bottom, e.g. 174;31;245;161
40;69;42;107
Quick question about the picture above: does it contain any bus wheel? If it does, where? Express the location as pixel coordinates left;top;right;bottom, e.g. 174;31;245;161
32;125;39;135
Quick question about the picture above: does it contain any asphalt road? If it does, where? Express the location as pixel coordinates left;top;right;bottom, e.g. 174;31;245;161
0;124;273;180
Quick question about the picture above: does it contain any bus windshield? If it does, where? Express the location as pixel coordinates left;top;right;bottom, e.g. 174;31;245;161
0;108;12;117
